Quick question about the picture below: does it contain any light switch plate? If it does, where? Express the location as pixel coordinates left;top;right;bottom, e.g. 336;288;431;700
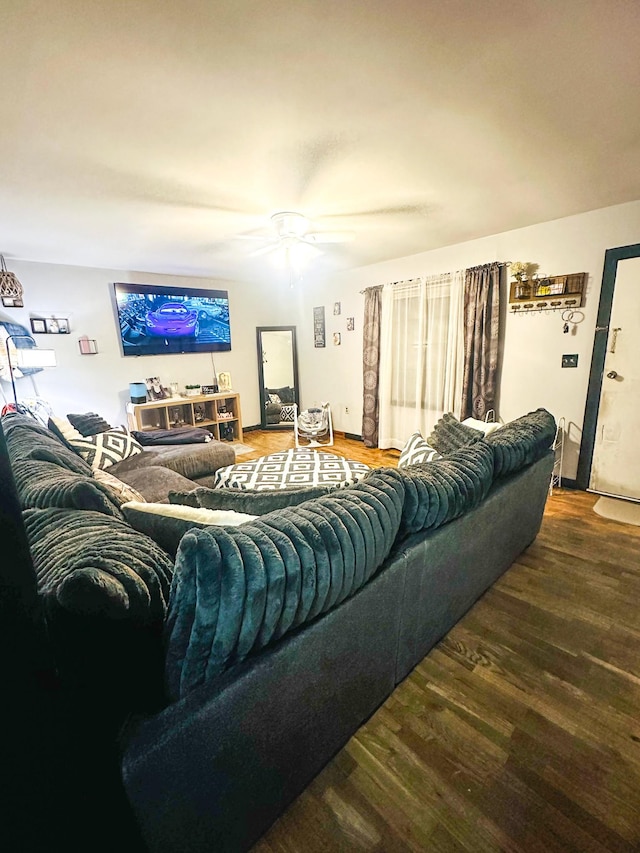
562;354;578;368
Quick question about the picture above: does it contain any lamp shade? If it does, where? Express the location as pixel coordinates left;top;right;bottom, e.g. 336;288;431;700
14;348;57;369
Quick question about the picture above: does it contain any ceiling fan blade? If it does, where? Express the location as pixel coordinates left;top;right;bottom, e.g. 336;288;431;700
319;203;432;220
249;243;279;257
304;231;355;244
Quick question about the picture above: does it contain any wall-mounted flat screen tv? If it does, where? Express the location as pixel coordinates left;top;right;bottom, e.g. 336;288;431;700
113;282;231;357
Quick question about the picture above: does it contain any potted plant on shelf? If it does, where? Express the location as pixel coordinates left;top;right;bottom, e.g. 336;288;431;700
184;384;202;397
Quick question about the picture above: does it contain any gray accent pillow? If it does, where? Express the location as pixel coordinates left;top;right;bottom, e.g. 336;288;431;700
168;483;337;514
67;412;113;436
427;413;484;454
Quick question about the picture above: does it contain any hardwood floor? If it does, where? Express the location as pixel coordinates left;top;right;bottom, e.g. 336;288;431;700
242;431;640;852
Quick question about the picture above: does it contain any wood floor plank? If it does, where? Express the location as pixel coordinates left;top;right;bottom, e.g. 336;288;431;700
241;432;640;851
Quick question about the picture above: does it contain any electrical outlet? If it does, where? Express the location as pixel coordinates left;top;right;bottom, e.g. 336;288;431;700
345;406;350;415
562;354;578;368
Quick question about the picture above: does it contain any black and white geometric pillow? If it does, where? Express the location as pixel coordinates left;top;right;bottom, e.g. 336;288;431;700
398;432;442;468
279;405;296;422
69;429;143;470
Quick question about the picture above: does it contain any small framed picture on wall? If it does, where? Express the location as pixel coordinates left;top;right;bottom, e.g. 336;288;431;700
333;301;341;315
30;318;47;334
347;317;355;331
333;332;341;346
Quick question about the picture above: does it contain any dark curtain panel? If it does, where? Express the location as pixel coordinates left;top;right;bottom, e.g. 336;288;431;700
361;285;383;447
461;262;502;420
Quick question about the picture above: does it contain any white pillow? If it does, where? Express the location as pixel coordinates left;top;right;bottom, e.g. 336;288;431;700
461;417;503;436
398;432;442;468
120;501;257;526
49;415;84;441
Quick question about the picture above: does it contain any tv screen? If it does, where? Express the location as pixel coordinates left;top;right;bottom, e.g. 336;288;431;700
113;282;231;357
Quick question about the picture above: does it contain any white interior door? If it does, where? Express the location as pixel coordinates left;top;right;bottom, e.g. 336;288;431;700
589;257;640;500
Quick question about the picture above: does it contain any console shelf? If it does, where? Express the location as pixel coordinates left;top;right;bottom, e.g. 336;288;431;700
126;392;242;442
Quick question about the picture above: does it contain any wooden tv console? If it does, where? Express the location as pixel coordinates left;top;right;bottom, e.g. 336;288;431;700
126;392;242;442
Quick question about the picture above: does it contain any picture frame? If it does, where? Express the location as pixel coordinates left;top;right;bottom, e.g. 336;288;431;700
313;306;326;348
146;376;169;401
333;301;341;316
333;332;341;346
44;317;70;334
2;295;24;308
30;318;47;334
347;317;355;331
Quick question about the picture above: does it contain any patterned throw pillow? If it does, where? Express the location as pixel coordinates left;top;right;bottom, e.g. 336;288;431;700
70;429;143;470
398;432;442;468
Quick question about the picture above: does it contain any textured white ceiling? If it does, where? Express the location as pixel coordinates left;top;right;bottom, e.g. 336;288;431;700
1;0;639;281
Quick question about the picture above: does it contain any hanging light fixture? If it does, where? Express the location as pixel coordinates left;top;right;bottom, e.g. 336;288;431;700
0;255;24;308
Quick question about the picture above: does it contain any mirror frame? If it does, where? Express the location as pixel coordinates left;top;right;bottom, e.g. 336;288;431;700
257;325;300;429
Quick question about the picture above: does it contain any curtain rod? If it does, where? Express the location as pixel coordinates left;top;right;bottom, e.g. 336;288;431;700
360;261;511;293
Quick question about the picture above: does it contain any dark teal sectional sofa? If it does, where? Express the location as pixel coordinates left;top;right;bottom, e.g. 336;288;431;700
3;408;556;853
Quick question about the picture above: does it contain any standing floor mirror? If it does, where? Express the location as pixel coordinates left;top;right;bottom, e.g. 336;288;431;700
257;326;300;429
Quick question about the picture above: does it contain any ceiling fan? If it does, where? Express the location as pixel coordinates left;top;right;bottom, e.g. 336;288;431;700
245;211;354;258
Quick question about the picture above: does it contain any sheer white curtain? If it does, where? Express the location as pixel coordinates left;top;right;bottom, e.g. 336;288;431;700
377;271;464;449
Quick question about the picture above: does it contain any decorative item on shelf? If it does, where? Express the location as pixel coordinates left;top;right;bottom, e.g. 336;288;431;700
194;404;205;423
219;422;235;441
169;381;180;397
184;384;202;397
0;255;24;308
47;317;69;334
509;271;586;313
129;382;147;404
218;371;232;392
200;384;217;395
146;377;169;400
78;336;98;355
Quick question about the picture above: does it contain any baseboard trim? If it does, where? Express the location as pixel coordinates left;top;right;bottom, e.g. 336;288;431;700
243;424;261;433
344;432;363;442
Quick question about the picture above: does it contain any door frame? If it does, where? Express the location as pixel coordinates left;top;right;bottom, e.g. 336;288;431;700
576;242;640;490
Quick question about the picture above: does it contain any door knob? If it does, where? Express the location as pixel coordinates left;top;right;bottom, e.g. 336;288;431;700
607;370;618;379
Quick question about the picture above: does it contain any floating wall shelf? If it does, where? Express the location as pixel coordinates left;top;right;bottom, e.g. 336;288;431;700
509;272;587;313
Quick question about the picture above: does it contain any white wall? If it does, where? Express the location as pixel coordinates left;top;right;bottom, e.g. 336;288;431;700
294;200;640;479
1;260;297;428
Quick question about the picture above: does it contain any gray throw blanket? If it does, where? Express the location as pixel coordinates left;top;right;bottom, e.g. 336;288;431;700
132;427;213;446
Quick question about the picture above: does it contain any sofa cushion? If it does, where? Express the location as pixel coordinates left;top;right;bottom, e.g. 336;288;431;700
121;501;257;557
398;432;442;468
372;440;495;537
164;471;405;700
113;465;200;504
68;429;143;470
66;411;113;436
25;507;173;621
10;456;124;516
485;408;556;477
110;440;235;481
168;483;337;514
3;413;92;474
23;507;174;708
427;413;484;454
